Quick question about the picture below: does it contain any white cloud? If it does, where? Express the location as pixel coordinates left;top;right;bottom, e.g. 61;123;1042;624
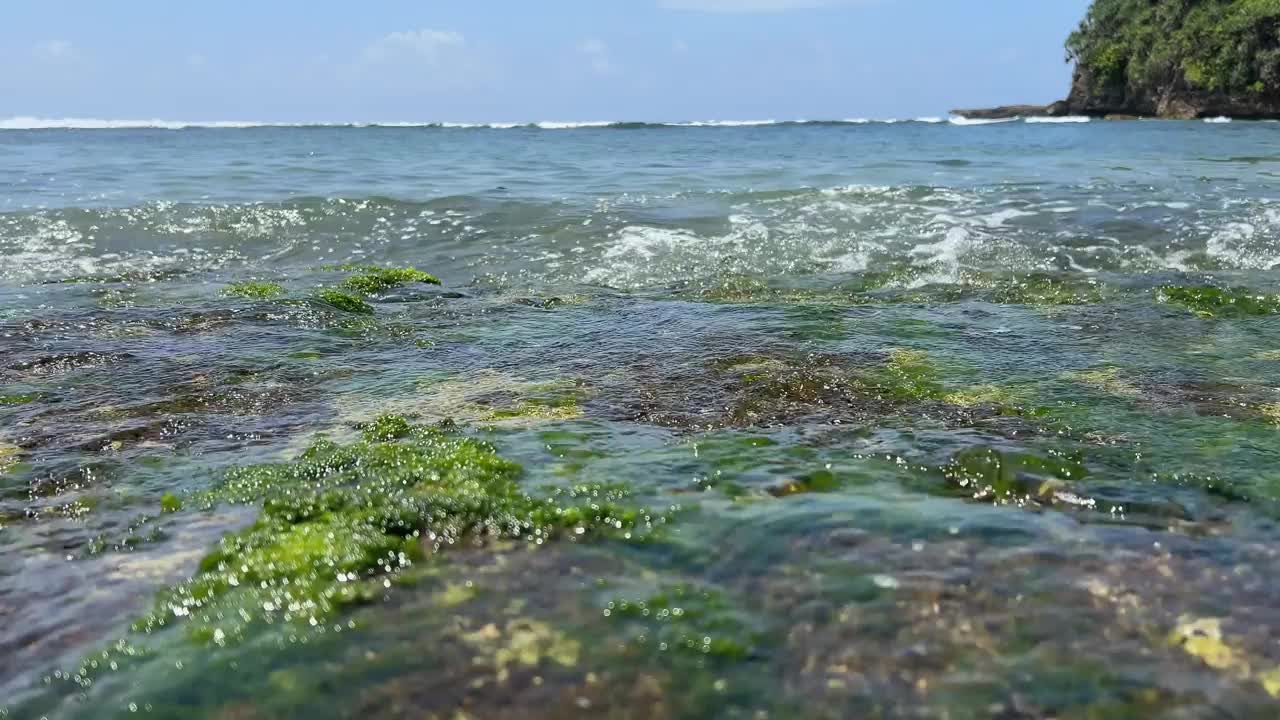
362;30;466;66
578;38;615;77
347;29;490;92
33;40;77;62
659;0;848;11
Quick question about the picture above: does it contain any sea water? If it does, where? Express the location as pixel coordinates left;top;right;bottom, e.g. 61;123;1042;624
2;119;1280;718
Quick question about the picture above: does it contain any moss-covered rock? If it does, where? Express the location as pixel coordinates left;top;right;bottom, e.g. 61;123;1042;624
485;399;583;423
0;393;39;405
942;446;1092;507
0;442;21;476
853;348;945;402
314;289;375;315
133;417;660;644
1159;285;1280;317
603;583;757;662
987;273;1107;306
1065;367;1141;398
341;267;441;295
160;493;183;514
222;281;285;300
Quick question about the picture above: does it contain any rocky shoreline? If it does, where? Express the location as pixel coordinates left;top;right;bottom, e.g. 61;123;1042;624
954;68;1280;120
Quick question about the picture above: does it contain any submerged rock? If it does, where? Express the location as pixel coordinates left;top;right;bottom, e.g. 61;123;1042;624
314;289;375;315
1159;285;1280;317
340;266;441;295
221;280;285;300
130;416;660;643
0;441;20;476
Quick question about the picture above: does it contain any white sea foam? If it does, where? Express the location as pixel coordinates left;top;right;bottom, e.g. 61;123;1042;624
670;119;780;127
1203;205;1280;269
4;116;1085;130
534;121;619;129
981;208;1037;227
0;116;286;130
1025;116;1091;123
1204;116;1233;124
947;116;1019;126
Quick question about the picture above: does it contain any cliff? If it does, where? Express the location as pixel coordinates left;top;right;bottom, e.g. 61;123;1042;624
957;0;1280;120
1064;0;1280;118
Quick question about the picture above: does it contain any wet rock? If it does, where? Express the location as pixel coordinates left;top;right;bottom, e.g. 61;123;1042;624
9;351;132;377
950;104;1067;120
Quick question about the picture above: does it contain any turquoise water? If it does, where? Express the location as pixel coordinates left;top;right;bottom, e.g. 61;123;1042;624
2;120;1280;718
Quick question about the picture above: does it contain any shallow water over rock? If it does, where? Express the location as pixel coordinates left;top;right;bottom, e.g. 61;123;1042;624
3;123;1280;718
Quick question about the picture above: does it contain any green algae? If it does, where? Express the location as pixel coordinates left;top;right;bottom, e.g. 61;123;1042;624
854;348;945;402
485;398;583;423
987;273;1105;306
1159;285;1280;317
942;384;1022;407
675;348;1045;431
766;469;840;497
85;512;167;556
0;393;39;405
0;442;21;476
603;583;757;662
1066;367;1142;398
160;493;182;514
340;266;441;295
133;416;660;644
314;289;375;315
942;446;1092;507
221;281;285;300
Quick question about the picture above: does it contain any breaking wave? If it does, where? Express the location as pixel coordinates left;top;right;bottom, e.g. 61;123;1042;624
3;184;1279;287
5;116;1234;131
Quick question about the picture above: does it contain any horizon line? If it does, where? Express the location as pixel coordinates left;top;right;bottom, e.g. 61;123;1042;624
0;116;1107;130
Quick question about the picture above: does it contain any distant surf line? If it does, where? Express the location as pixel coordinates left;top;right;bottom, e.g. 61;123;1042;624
0;116;1105;131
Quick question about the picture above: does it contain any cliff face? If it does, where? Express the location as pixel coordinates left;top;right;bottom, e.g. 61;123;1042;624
1064;64;1280;118
1064;0;1280;119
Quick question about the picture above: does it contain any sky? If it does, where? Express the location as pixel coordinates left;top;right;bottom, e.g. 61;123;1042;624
0;0;1094;122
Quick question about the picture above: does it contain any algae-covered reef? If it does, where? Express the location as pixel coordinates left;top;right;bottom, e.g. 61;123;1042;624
136;414;659;642
7;256;1280;719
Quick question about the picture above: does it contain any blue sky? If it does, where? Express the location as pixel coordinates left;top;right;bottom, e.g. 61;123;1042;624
1;0;1092;122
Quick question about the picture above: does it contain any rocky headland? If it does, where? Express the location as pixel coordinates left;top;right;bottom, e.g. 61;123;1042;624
955;0;1280;120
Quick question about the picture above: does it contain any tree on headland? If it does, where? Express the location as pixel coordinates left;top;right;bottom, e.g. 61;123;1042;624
1066;0;1280;114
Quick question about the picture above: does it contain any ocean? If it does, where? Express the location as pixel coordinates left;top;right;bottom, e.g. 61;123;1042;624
3;118;1280;718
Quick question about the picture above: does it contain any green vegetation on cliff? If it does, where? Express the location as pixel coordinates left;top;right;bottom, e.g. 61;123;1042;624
1067;0;1280;97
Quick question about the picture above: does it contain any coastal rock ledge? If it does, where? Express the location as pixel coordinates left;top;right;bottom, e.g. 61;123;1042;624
955;0;1280;120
